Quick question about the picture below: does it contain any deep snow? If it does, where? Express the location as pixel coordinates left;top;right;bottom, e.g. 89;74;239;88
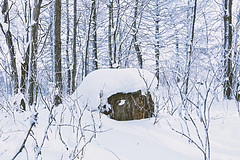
1;105;240;160
1;69;240;160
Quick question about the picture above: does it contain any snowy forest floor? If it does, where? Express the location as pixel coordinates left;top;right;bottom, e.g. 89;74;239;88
1;99;240;160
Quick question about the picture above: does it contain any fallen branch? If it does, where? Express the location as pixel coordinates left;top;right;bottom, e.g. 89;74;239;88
12;121;35;160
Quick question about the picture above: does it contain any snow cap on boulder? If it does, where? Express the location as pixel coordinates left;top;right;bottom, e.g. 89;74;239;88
71;68;157;110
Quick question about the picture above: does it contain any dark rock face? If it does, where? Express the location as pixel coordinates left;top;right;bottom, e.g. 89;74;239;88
101;90;154;121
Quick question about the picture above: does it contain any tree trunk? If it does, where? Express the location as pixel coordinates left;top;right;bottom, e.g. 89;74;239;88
20;45;29;95
1;0;19;95
50;1;54;82
92;0;98;70
175;33;180;83
184;0;197;95
19;0;30;110
223;0;233;99
66;0;71;94
154;0;160;86
85;2;94;77
133;0;143;69
108;0;113;68
72;0;77;93
54;0;63;106
233;9;240;100
28;0;43;107
113;0;120;66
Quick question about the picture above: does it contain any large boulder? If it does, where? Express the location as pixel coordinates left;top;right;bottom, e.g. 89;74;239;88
101;90;154;121
71;68;157;120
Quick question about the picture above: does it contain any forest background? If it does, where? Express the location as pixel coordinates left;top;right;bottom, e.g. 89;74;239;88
1;0;240;159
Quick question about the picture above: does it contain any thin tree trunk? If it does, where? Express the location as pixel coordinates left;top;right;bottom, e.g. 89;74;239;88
108;0;113;68
72;0;77;93
2;29;19;95
113;0;120;66
184;0;197;95
54;0;63;106
50;1;54;82
175;33;180;83
154;0;160;86
92;0;98;70
133;0;143;69
85;2;94;77
223;0;233;99
20;45;29;94
65;0;71;94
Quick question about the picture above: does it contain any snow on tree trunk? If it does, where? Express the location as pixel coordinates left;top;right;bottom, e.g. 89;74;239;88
223;0;233;99
1;0;19;95
154;0;160;87
233;8;240;101
28;0;43;107
133;0;143;69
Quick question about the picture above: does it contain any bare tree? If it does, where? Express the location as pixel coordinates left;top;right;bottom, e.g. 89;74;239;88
92;0;98;70
85;1;94;77
66;0;71;94
54;0;63;106
133;0;143;69
28;0;43;107
0;0;19;95
233;9;240;102
72;0;77;93
113;0;120;66
223;0;233;99
107;0;113;68
20;0;31;110
184;0;197;95
154;0;160;86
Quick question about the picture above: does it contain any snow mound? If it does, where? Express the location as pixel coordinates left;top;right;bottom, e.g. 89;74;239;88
71;68;157;110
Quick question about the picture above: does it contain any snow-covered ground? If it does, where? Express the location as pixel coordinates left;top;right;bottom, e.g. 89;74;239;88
1;104;240;160
83;103;240;160
1;69;240;160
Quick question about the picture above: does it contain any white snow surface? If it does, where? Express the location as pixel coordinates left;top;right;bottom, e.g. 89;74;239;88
71;68;157;110
1;69;240;160
1;103;240;160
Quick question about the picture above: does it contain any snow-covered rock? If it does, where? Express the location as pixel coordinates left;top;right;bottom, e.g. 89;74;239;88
71;68;157;110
